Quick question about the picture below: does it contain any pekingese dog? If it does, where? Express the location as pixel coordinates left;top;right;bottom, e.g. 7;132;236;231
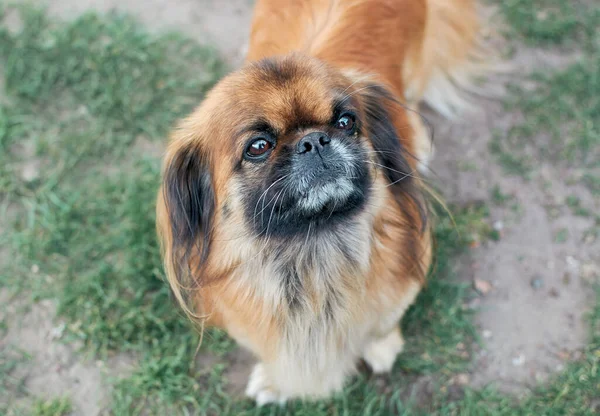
157;0;483;405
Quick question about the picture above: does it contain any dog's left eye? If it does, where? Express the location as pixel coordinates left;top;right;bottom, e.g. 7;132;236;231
336;113;355;131
245;138;274;159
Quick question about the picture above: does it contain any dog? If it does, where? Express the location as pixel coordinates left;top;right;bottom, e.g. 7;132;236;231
157;0;483;405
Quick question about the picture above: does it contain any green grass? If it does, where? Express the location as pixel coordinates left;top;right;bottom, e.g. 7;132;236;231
489;133;533;179
566;195;591;217
492;49;600;179
0;1;599;415
490;185;513;206
498;0;600;45
0;4;223;137
32;397;72;416
495;0;600;210
503;55;600;166
0;346;29;415
583;173;600;196
554;228;569;243
0;3;227;414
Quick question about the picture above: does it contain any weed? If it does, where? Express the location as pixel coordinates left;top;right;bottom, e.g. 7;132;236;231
32;397;72;416
490;185;513;206
554;228;569;243
489;134;533;178
565;195;591;217
583;174;600;196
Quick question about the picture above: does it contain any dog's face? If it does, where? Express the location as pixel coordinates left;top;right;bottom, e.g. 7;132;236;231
160;54;424;279
234;61;373;237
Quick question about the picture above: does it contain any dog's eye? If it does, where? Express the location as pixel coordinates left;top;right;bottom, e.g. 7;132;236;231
336;113;355;131
246;138;273;158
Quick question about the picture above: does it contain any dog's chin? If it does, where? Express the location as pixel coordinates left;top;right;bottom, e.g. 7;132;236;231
253;173;369;239
297;177;356;216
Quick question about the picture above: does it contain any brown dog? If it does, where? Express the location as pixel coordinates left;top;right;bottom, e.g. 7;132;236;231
157;0;482;405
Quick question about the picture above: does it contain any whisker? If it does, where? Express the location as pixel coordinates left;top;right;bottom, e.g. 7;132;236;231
260;177;289;225
385;168;420;187
261;184;292;250
338;73;376;98
253;174;289;226
326;198;338;221
364;161;421;180
265;189;284;236
303;221;312;247
339;84;380;102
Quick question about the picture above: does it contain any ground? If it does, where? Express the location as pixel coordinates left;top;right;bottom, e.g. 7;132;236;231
1;0;599;415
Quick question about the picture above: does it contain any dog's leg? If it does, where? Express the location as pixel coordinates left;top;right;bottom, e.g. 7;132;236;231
362;326;404;374
362;279;422;373
245;363;287;406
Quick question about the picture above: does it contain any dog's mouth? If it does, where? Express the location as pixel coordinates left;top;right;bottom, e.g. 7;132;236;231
295;175;356;214
249;169;369;238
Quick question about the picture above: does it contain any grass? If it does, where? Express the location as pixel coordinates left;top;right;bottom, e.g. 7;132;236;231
566;195;591;217
489;133;533;179
492;52;600;179
0;346;29;415
583;173;600;196
32;397;72;416
498;0;600;45
554;228;569;243
492;0;600;186
490;185;513;206
0;1;598;415
0;3;226;413
503;56;600;166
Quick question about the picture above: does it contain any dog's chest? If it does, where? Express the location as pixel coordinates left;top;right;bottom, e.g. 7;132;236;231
270;259;375;396
269;241;374;345
227;231;398;396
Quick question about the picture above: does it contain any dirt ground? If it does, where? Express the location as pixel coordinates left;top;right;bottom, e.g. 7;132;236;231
3;0;598;413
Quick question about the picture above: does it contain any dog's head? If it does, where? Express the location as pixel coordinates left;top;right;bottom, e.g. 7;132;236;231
158;54;426;306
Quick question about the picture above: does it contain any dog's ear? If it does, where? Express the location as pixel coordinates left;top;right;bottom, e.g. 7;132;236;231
156;142;215;316
360;83;430;282
360;83;427;232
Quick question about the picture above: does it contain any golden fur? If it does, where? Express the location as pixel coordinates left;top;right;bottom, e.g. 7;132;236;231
156;0;482;404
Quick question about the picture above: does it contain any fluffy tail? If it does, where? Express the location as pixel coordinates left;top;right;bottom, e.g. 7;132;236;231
404;0;489;118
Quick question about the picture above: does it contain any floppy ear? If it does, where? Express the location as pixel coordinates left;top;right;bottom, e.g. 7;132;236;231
360;83;428;232
156;143;215;316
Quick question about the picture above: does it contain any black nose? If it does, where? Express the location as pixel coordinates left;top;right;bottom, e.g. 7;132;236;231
296;132;331;154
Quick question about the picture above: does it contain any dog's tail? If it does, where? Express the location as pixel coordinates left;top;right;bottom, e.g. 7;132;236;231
404;0;490;119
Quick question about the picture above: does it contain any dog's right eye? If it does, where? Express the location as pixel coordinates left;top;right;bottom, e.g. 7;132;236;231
245;138;274;159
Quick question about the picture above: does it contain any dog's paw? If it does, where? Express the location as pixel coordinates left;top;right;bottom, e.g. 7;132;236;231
245;363;287;406
362;328;404;374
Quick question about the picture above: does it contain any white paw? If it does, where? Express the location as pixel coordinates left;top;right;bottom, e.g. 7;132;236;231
245;363;287;406
363;328;404;374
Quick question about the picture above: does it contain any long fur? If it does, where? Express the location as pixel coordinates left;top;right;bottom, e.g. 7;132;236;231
404;0;486;118
157;0;484;404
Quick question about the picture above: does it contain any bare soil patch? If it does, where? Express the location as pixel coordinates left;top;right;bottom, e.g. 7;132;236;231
1;295;135;415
